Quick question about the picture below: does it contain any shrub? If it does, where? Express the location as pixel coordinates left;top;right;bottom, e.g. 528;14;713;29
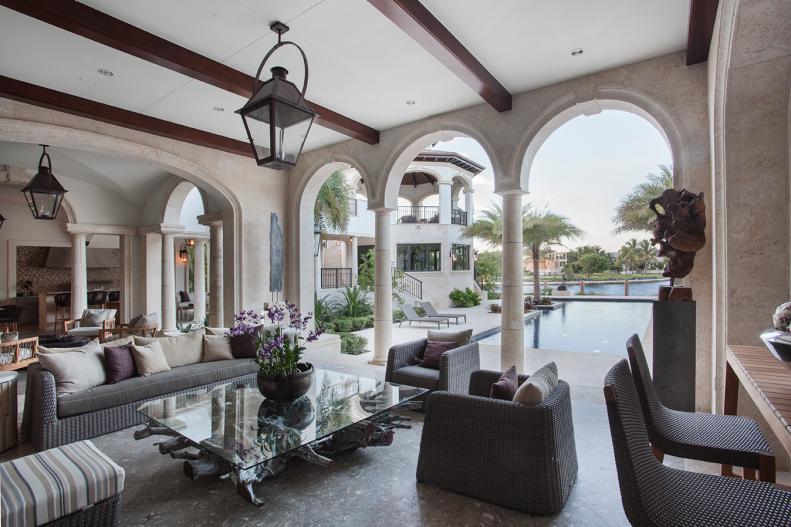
333;319;353;333
340;333;368;355
488;303;502;313
393;309;405;322
538;297;553;305
332;286;373;318
323;321;336;333
449;288;481;307
524;298;535;312
488;292;502;300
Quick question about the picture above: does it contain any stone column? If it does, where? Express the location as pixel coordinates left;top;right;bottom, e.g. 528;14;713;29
70;232;87;318
500;192;525;372
208;222;224;328
350;236;359;285
438;181;452;224
371;209;393;365
161;232;176;332
465;188;475;225
193;240;206;323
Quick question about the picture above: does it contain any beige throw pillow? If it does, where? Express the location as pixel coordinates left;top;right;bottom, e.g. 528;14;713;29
37;340;106;396
427;329;472;347
131;341;171;376
203;335;234;362
101;335;134;349
513;362;559;406
134;329;204;367
205;327;229;336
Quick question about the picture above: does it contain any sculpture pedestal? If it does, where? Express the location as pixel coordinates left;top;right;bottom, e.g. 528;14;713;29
652;290;696;411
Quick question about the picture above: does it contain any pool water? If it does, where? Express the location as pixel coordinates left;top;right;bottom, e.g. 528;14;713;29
522;279;670;297
479;301;652;355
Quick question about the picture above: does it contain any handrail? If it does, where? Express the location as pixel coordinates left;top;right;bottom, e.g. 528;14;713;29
451;208;467;225
397;206;439;224
393;268;423;299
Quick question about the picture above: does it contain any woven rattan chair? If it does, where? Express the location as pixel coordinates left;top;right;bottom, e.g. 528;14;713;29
626;334;775;482
416;370;578;514
385;338;479;397
604;359;791;526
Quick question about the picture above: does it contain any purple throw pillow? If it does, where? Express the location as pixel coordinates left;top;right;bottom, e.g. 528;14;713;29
104;344;138;384
490;365;518;400
419;340;457;369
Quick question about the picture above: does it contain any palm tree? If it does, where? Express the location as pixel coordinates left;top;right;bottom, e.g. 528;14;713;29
617;239;641;273
314;170;353;233
612;164;673;234
465;203;582;302
523;208;582;302
636;239;657;270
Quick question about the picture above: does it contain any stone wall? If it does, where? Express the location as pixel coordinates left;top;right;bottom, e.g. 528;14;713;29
15;246;119;294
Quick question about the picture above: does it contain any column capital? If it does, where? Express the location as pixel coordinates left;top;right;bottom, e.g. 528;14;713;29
198;212;224;226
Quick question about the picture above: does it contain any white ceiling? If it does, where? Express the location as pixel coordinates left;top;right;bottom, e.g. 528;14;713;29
0;0;691;152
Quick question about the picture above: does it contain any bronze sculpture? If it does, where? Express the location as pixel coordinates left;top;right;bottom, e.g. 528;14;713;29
649;189;706;300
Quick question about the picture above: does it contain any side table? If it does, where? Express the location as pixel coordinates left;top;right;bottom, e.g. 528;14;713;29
0;371;18;452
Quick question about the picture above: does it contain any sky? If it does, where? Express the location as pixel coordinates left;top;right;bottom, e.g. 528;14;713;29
430;109;673;252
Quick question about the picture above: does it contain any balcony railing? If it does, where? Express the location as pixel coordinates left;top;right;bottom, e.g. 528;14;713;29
451;208;468;226
397;206;439;224
320;268;352;289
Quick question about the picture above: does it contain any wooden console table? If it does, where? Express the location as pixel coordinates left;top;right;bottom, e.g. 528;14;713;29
725;345;791;480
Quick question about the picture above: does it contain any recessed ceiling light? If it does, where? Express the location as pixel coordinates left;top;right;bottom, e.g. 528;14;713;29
212;106;225;112
570;48;584;57
96;68;114;77
405;99;416;105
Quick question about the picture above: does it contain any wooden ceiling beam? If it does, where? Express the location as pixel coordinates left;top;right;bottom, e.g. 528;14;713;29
0;75;254;158
686;0;720;65
368;0;511;112
0;0;380;144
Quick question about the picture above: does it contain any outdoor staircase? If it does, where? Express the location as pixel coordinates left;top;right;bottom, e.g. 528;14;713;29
393;268;422;300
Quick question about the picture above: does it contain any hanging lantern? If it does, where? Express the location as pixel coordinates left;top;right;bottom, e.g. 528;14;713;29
237;21;316;169
313;223;322;257
0;213;4;230
186;238;196;248
178;242;189;263
21;145;67;220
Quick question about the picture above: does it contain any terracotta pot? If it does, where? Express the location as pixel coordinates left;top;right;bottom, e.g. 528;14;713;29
256;363;314;401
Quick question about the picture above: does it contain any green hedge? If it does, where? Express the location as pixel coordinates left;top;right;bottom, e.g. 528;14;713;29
449;287;481;307
339;333;368;355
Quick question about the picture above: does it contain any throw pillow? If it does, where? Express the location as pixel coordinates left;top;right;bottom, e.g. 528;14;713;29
419;340;457;369
203;335;234;362
131;341;171;376
101;335;133;349
490;365;519;400
427;329;473;347
104;344;137;384
37;340;106;396
80;309;104;327
178;291;191;303
513;362;559;405
205;327;230;336
134;329;205;367
230;330;260;358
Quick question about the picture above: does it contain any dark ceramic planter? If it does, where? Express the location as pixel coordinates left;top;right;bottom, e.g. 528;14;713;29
257;363;314;401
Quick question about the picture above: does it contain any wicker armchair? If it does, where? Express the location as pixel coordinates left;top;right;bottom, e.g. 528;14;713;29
626;335;774;481
385;338;479;396
99;324;157;343
604;359;791;526
63;308;116;339
416;370;578;514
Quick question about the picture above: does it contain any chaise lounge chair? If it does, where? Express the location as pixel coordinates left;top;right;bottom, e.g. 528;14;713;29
419;301;467;324
399;304;450;329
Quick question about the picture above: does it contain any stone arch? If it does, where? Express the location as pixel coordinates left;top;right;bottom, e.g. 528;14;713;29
0;117;243;316
289;153;371;316
160;179;209;226
515;89;686;191
378;123;501;210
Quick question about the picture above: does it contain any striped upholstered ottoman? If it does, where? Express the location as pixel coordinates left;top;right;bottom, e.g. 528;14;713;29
0;440;124;526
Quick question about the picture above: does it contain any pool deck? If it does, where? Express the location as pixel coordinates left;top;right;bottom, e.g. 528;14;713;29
304;301;645;392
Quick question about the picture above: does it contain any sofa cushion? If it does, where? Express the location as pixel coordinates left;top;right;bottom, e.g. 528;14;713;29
134;329;204;367
38;340;106;396
513;362;558;405
101;335;133;348
427;329;472;348
66;326;101;338
490;365;519;400
80;308;114;327
131;341;170;377
392;365;439;391
57;359;258;417
104;344;137;384
205;327;229;336
203;335;233;362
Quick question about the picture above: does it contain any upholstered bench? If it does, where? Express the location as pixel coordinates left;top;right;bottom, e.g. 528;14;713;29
0;440;124;526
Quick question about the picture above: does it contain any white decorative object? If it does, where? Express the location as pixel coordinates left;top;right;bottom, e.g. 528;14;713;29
772;302;791;332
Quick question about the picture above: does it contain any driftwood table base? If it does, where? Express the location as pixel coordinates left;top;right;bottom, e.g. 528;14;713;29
134;402;420;506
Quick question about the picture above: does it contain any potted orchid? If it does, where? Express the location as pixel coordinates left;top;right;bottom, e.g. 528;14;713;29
254;303;323;400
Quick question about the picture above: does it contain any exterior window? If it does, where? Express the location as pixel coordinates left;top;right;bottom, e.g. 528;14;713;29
451;244;470;271
397;244;441;272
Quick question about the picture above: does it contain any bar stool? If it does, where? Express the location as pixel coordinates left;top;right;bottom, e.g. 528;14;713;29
53;293;71;334
87;290;108;309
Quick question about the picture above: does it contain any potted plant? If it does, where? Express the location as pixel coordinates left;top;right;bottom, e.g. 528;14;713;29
254;303;323;400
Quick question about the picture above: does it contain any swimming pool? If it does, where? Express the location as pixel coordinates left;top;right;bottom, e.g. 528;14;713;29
478;301;653;355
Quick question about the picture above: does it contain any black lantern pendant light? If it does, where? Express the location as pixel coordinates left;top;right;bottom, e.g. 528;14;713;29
237;21;316;169
178;241;189;264
21;145;67;220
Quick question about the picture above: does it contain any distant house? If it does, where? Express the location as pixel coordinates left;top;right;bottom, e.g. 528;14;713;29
524;248;568;276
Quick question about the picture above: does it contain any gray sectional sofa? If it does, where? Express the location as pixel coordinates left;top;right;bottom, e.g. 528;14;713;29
22;329;258;451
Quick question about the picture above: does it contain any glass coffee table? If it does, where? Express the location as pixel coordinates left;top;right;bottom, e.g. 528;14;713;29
135;369;426;505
